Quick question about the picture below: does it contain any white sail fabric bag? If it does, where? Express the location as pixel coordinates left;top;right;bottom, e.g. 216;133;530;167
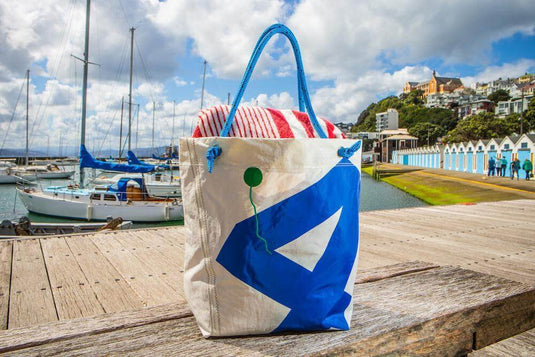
180;24;362;337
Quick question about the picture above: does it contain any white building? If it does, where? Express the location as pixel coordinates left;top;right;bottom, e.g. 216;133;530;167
495;95;533;117
376;108;399;132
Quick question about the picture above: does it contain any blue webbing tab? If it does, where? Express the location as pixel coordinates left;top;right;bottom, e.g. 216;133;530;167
337;141;362;158
206;145;222;173
220;24;327;139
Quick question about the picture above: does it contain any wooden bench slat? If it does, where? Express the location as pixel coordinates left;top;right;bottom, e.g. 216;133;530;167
0;241;12;330
40;237;105;320
1;264;533;356
8;239;57;329
66;235;145;314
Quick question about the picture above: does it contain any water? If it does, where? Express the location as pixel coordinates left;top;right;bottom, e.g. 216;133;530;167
0;170;425;227
359;173;426;211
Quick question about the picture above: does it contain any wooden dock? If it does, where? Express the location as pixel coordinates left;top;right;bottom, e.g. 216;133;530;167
0;199;534;355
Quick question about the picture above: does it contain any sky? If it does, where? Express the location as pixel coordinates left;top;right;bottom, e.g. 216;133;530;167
1;0;534;156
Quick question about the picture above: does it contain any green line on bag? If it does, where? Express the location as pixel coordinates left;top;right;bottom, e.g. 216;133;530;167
244;167;272;255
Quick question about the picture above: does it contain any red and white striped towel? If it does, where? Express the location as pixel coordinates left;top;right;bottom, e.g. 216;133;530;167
192;105;345;139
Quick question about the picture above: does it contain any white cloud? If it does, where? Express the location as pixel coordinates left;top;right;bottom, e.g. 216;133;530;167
287;0;535;81
1;0;535;150
311;66;432;123
150;0;287;78
462;59;535;87
173;77;188;87
244;91;295;108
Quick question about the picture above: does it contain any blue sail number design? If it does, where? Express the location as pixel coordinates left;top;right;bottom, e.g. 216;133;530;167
216;158;361;332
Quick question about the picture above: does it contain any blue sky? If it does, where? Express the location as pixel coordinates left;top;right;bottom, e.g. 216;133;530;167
0;0;534;155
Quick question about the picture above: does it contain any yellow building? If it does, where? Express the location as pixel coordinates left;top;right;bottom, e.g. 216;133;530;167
517;73;534;83
404;71;463;98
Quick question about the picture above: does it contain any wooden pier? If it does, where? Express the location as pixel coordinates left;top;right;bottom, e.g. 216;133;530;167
0;199;534;355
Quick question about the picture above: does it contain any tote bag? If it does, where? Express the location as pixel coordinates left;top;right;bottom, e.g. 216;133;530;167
180;24;362;337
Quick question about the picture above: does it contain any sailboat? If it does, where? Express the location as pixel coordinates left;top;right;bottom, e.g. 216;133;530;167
0;161;36;184
17;0;183;222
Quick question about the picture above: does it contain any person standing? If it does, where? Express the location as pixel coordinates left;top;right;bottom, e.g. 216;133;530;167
511;158;520;180
488;157;496;176
522;158;533;181
500;156;507;177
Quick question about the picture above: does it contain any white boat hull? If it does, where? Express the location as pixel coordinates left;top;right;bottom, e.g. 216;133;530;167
145;183;182;198
17;189;183;222
35;171;75;179
0;174;36;184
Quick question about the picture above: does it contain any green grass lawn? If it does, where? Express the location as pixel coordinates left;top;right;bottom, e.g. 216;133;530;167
362;166;529;205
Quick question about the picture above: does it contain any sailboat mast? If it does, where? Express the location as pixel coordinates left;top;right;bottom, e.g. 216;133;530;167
25;69;29;167
135;103;139;150
119;96;124;159
152;101;155;155
200;60;207;110
171;100;175;149
80;0;91;187
128;27;135;152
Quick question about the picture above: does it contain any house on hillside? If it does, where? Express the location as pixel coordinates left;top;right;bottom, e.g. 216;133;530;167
404;71;463;98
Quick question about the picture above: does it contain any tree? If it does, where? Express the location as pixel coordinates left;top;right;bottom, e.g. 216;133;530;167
487;89;511;104
445;112;518;142
524;96;535;130
401;89;424;105
506;113;531;135
408;122;444;146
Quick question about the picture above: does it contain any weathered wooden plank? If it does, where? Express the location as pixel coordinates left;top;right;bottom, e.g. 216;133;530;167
0;241;12;330
8;239;57;329
90;233;179;306
65;235;144;313
114;231;186;302
1;266;533;356
40;237;105;320
0;303;192;354
355;260;439;284
470;327;535;356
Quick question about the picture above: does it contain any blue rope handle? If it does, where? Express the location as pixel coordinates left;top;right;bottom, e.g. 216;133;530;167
246;26;306;112
220;24;327;139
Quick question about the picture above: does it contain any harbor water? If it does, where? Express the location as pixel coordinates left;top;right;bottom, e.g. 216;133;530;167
0;169;425;228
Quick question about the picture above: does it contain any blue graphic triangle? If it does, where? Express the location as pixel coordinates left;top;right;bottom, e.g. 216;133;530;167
216;158;361;332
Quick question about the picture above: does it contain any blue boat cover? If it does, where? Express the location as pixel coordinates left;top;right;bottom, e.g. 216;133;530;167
127;151;151;166
129;151;170;169
152;154;168;161
108;177;145;201
80;145;155;173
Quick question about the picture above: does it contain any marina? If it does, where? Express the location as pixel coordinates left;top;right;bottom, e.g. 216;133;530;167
0;199;533;354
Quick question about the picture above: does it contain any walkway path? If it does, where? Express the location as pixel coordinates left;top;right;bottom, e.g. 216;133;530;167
373;163;535;204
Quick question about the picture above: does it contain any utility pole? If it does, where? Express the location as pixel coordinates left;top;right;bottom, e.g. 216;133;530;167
25;69;29;167
520;88;525;136
227;92;230;105
128;27;135;152
200;60;207;110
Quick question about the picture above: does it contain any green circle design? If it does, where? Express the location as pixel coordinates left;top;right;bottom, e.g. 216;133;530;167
244;167;263;187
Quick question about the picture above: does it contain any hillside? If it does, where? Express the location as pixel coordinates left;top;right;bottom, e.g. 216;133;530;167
354;92;457;145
